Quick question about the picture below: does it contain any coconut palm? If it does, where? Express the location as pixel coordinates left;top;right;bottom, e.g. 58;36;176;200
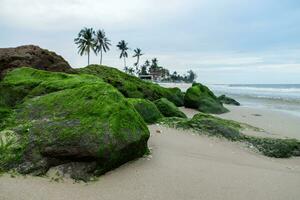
117;40;129;68
133;48;143;66
94;29;111;65
128;67;135;75
149;58;159;73
74;27;96;65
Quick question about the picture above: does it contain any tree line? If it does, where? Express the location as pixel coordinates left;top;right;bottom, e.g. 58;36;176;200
74;27;197;83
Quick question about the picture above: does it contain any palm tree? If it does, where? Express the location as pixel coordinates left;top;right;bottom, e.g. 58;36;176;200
117;40;129;68
133;48;143;66
149;58;159;73
74;27;96;65
94;29;111;65
133;48;143;75
151;58;158;68
128;67;135;75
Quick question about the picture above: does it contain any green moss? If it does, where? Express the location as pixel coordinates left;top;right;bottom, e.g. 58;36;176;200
160;113;300;158
78;65;184;106
0;130;27;172
184;83;228;114
245;136;300;158
0;67;150;177
128;98;163;124
154;98;187;118
218;95;240;106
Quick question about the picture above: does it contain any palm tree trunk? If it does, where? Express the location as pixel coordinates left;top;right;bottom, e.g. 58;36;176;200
88;52;90;65
100;49;103;65
123;57;126;68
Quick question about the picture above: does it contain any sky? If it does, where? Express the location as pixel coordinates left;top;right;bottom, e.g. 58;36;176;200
1;0;300;84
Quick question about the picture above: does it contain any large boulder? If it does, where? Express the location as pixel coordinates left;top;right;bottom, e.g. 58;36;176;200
0;67;149;180
0;45;74;78
184;83;228;114
128;98;163;124
218;95;240;106
154;98;187;118
78;65;184;106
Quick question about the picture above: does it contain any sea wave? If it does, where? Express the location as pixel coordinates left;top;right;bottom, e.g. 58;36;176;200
211;84;300;93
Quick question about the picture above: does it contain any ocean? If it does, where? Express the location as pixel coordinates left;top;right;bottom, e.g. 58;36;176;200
159;83;300;117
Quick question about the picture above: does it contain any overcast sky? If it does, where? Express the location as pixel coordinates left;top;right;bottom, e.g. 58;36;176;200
1;0;300;84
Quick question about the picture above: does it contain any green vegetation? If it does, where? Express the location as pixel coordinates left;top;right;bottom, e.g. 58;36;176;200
184;83;228;114
0;67;150;178
138;58;197;83
78;65;184;106
154;98;187;118
218;95;240;106
128;98;163;124
159;113;300;158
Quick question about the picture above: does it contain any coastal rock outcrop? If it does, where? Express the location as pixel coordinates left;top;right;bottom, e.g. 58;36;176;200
218;95;240;106
0;45;74;78
78;65;184;106
0;67;149;180
154;98;187;118
184;83;228;114
128;98;163;124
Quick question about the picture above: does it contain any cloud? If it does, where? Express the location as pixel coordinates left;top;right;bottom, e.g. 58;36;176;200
0;0;188;31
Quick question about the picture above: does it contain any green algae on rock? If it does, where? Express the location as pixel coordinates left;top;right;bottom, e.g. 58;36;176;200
0;67;150;179
128;98;163;124
184;83;228;114
218;95;240;106
78;65;184;106
154;98;187;118
159;113;300;158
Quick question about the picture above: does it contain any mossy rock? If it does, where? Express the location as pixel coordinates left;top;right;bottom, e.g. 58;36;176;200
154;98;187;118
128;98;163;124
0;67;150;178
78;65;184;106
218;95;240;106
159;113;300;158
184;83;228;114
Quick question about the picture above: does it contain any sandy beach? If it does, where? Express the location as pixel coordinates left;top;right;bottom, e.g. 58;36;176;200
1;106;300;200
218;105;300;140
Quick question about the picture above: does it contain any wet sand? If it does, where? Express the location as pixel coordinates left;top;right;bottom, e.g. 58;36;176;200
218;105;300;139
1;124;300;200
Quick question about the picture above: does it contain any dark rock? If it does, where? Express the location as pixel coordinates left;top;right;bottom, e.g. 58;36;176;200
0;45;74;78
218;95;240;106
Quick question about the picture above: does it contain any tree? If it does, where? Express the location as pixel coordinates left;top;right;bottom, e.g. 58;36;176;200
74;27;96;65
128;67;135;75
133;48;143;66
187;70;197;82
149;58;159;73
117;40;129;68
133;48;143;74
94;29;111;65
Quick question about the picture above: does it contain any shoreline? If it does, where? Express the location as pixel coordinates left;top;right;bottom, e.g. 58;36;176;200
1;89;300;199
181;104;300;140
1;124;300;200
